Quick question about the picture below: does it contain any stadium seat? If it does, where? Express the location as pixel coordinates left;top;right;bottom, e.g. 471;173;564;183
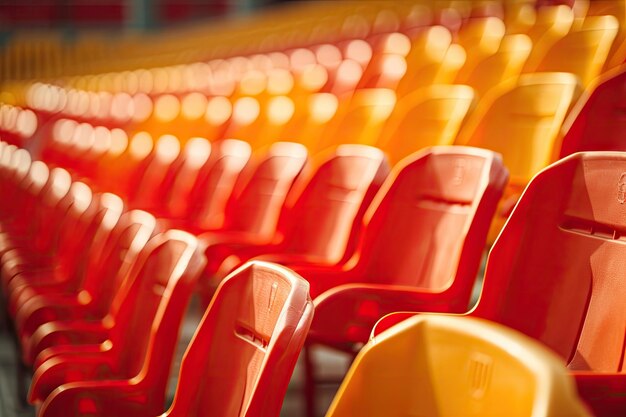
34;261;313;417
523;5;574;72
201;144;388;291
559;64;626;157
526;15;619;87
319;88;396;150
295;146;507;417
16;210;157;365
455;17;506;85
327;315;590;417
461;33;532;97
377;84;474;163
28;230;206;409
374;152;626;417
455;72;578;241
6;192;124;318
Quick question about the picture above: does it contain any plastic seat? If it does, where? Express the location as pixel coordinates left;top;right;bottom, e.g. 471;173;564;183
199;141;308;244
28;230;206;410
454;17;506;85
559;64;626;157
129;134;181;212
587;0;626;70
34;261;313;417
461;33;532;98
375;152;626;417
455;72;578;242
319;89;396;150
1;180;96;291
6;191;125;319
201;144;389;298
395;25;456;97
526;15;619;87
183;139;251;231
327;315;590;417
523;5;574;72
290;146;506;417
16;210;157;365
377;85;474;164
0;167;74;287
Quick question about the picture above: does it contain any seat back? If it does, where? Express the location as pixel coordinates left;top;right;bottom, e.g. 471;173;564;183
355;147;507;308
455;17;506;84
456;72;577;185
81;210;157;318
559;65;626;157
187;139;251;230
321;89;396;149
532;15;619;87
165;137;212;219
165;261;313;417
327;315;590;417
222;142;308;239
523;5;574;72
105;230;205;391
474;152;626;372
462;33;532;97
378;85;474;163
280;145;390;264
131;134;181;211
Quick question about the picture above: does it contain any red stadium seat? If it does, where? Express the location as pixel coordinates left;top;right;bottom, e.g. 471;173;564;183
28;230;206;410
200;144;389;299
560;64;626;157
374;152;626;417
294;146;507;417
16;210;157;365
33;261;313;417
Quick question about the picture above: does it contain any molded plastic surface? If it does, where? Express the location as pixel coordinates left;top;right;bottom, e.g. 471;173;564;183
327;315;590;417
374;152;626;417
36;261;313;417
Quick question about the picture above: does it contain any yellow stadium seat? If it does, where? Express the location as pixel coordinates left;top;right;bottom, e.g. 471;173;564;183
586;0;626;70
527;15;619;87
326;315;591;417
523;5;574;72
455;72;578;242
377;84;474;164
396;25;455;96
461;33;532;97
456;72;577;185
319;88;395;150
455;16;506;84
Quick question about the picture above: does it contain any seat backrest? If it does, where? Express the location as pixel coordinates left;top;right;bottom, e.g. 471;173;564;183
455;16;506;83
523;5;574;72
456;72;577;184
396;25;453;96
279;144;390;264
378;85;474;164
31;167;74;253
354;147;507;309
80;210;157;318
532;15;619;87
221;142;308;239
559;65;626;157
131;134;181;211
462;33;532;97
321;89;396;150
165;137;212;219
326;315;590;417
105;230;205;394
165;261;313;417
474;152;626;372
187;139;251;230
